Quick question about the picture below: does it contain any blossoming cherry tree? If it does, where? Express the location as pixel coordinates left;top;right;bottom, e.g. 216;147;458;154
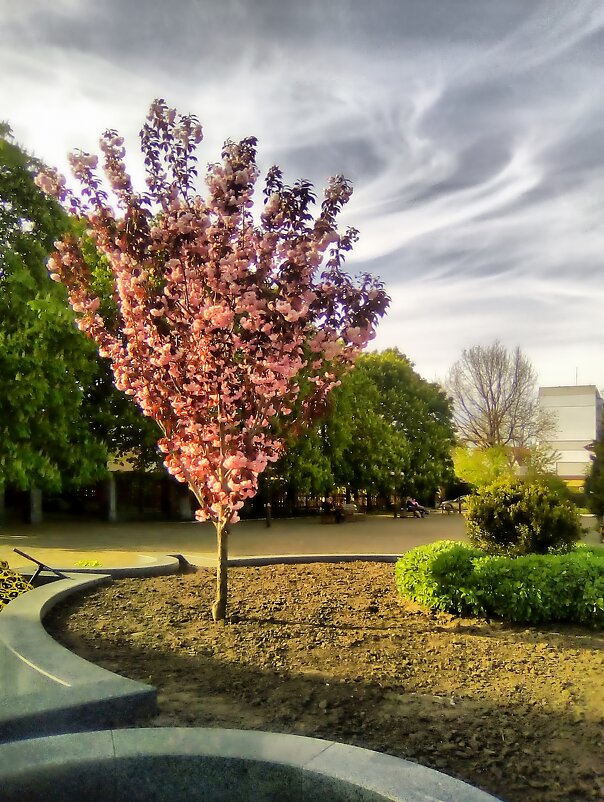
37;100;389;620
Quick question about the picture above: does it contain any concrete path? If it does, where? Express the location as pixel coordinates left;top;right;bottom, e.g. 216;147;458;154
0;513;599;571
0;513;468;570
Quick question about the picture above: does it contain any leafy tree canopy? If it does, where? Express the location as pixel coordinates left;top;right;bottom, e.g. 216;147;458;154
357;349;455;498
274;348;455;501
452;445;513;489
0;128;108;491
329;356;409;496
585;411;604;518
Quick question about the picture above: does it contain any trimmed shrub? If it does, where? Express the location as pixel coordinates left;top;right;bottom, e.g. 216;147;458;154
394;540;484;614
465;477;581;557
395;541;604;626
472;548;604;625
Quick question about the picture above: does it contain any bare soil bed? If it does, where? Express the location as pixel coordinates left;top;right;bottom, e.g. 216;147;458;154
45;562;604;802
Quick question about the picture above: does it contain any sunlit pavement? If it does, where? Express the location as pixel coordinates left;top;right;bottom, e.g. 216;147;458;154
0;513;599;571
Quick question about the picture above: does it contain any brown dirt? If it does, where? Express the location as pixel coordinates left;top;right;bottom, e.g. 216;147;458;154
45;562;604;802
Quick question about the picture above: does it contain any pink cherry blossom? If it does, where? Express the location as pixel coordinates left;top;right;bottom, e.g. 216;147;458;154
37;99;390;620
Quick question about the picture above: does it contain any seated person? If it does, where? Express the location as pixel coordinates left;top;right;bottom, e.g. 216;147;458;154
404;497;422;518
405;497;428;518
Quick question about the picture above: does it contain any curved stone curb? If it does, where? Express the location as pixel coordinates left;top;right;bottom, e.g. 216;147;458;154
226;553;399;567
20;553;180;579
0;727;502;801
0;573;156;742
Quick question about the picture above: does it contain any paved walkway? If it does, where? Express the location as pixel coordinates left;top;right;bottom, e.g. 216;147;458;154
0;513;468;569
0;513;599;571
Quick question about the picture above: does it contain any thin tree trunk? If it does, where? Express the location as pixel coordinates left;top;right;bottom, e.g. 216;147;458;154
212;521;229;622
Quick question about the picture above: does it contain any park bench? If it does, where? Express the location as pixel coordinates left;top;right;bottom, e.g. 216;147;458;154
398;509;421;519
320;504;366;524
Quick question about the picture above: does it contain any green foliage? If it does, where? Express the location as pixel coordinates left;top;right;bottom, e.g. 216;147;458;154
83;358;162;473
329;361;410;496
343;349;455;498
0;132;161;489
585;411;604;519
452;445;513;489
270;425;333;498
471;548;604;625
394;540;483;614
465;477;581;556
0;132;109;491
274;348;454;502
395;541;604;626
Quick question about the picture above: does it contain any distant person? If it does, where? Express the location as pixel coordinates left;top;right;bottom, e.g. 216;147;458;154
404;497;422;518
406;497;428;518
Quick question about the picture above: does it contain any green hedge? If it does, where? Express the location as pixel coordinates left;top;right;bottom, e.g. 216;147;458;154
395;541;604;626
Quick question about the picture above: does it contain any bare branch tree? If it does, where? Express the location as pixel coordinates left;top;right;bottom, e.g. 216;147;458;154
446;341;556;449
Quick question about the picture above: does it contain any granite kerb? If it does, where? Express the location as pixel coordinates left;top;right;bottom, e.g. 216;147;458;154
0;572;157;742
0;727;502;801
19;552;181;579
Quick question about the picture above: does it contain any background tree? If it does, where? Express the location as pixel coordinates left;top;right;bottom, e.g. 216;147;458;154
0;126;108;498
452;445;513;489
329;363;409;501
446;341;555;449
266;364;407;512
38;100;389;620
585;411;604;520
0;126;163;527
359;349;455;499
272;349;454;507
263;426;333;515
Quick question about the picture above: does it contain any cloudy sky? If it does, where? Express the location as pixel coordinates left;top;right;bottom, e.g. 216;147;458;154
2;0;604;388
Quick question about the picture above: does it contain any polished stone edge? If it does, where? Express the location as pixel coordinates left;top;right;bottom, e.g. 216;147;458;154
20;553;180;579
0;573;156;742
0;728;502;801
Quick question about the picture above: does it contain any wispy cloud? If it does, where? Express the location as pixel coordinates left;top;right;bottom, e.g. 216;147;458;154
1;0;603;387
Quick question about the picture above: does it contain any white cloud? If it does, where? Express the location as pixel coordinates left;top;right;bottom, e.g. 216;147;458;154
1;0;603;390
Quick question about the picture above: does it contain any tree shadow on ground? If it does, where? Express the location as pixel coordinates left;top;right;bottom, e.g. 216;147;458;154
46;611;603;802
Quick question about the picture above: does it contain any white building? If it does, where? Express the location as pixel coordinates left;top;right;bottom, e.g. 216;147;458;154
538;385;603;487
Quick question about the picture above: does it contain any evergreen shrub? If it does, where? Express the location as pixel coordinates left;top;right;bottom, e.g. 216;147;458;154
395;541;604;626
394;540;483;614
465;477;581;557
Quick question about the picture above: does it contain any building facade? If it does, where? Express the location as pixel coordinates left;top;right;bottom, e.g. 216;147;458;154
538;385;603;488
